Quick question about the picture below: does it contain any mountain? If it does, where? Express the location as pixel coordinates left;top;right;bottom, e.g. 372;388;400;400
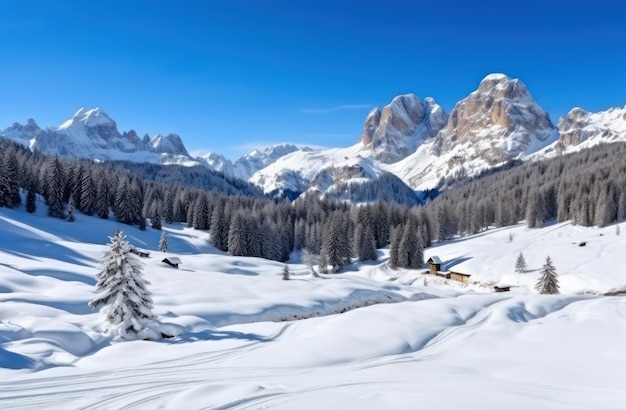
308;157;421;205
359;94;448;163
251;74;562;195
388;74;559;189
150;133;190;157
2;75;626;203
1;107;197;165
553;105;626;152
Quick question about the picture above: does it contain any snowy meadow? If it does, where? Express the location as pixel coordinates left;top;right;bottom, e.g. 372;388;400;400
1;204;626;409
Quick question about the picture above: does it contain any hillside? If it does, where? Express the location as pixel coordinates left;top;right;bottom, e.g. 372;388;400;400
1;198;626;408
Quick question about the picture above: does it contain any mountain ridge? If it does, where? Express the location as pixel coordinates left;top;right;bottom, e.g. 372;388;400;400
2;74;626;200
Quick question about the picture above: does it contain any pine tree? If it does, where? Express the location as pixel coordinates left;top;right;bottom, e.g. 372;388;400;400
228;211;248;256
388;226;402;270
158;231;168;252
26;184;37;213
354;223;377;261
79;169;96;215
46;156;66;218
282;264;290;280
67;197;75;222
89;230;156;340
150;204;162;230
95;177;110;219
515;252;527;274
535;256;560;295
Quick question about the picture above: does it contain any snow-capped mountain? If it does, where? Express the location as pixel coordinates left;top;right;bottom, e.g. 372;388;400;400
308;156;420;205
1;107;198;165
150;133;190;157
387;74;559;189
3;74;626;202
250;73;562;194
359;94;448;163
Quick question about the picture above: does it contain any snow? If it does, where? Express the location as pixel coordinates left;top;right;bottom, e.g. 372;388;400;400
2;198;626;408
481;73;510;81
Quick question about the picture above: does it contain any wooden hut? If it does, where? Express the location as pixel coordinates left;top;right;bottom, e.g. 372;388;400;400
162;257;182;269
427;256;442;275
449;271;471;284
129;247;150;258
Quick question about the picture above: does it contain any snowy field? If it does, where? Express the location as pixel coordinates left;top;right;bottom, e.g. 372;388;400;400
1;203;626;409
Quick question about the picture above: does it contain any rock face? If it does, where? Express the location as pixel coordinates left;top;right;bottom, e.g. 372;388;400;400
556;106;626;147
151;133;190;156
1;119;42;142
359;94;448;163
435;73;556;165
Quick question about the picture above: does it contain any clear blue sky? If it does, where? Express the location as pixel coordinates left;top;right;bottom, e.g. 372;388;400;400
1;0;625;159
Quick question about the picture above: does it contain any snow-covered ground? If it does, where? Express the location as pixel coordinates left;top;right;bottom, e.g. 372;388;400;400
1;203;626;409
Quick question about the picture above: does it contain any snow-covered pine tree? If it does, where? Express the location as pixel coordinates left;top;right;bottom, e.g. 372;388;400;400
354;223;377;261
535;256;560;294
159;231;168;252
228;210;248;256
282;264;290;280
89;230;156;340
515;252;527;274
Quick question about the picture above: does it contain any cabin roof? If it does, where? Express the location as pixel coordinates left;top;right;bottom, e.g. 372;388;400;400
427;256;442;264
163;257;182;264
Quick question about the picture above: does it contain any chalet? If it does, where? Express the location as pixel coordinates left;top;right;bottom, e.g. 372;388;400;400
449;271;471;284
129;247;150;258
494;285;511;292
427;256;442;275
162;257;182;269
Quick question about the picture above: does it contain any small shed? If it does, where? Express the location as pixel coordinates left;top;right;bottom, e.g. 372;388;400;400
494;285;511;292
427;256;442;275
130;247;150;258
162;257;182;269
449;271;471;284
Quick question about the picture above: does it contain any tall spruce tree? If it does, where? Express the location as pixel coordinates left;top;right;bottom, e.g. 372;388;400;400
89;230;156;340
535;256;560;294
46;156;66;218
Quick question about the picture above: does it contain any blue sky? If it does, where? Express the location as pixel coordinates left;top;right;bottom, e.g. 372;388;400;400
1;1;625;159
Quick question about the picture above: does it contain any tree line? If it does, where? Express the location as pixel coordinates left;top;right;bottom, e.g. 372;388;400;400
3;137;626;272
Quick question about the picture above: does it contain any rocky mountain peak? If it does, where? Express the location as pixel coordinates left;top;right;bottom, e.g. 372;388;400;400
150;133;190;157
436;73;555;163
359;93;447;163
60;107;117;130
556;105;626;148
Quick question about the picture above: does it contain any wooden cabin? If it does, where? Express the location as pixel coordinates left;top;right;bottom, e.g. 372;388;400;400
449;271;471;284
162;257;182;269
129;247;150;258
427;256;442;275
494;285;511;292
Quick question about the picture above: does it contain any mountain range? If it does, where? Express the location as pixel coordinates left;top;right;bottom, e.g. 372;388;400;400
2;73;626;201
